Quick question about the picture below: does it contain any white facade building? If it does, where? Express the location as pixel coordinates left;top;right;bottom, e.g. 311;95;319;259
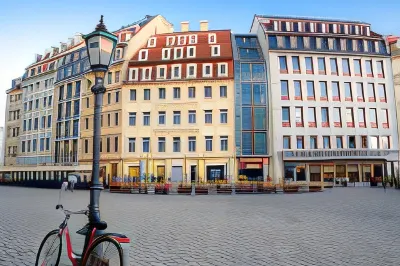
0;127;4;166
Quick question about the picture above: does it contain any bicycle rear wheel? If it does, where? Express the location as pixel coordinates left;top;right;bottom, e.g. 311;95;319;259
82;237;123;265
35;229;62;266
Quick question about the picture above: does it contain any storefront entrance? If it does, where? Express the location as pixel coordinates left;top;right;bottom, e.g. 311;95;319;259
128;166;140;182
157;166;165;182
207;165;224;182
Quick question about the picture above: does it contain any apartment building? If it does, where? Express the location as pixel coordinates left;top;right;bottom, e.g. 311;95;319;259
80;15;173;184
121;21;235;183
252;15;399;184
4;78;22;166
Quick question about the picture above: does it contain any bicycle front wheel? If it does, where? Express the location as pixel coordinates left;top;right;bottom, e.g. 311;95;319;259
82;237;123;266
35;229;62;266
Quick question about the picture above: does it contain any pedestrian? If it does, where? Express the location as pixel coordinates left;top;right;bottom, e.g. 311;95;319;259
382;177;386;193
70;179;75;192
62;178;68;191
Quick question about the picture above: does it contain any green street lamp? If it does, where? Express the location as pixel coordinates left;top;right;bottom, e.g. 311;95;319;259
83;15;118;227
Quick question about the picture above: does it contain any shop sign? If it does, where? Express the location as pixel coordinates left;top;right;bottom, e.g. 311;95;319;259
283;149;396;160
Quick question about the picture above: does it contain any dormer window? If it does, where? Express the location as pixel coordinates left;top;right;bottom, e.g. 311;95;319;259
208;33;217;44
187;64;197;78
218;63;228;77
162;48;171;60
211;45;220;56
178;36;186;45
203;63;213;78
115;48;123;60
166;36;175;46
172;64;182;79
129;68;138;81
141;67;152;81
187;46;196;58
174;47;184;60
148;37;157;48
157;65;167;79
189;35;197;44
139;49;148;61
126;33;132;41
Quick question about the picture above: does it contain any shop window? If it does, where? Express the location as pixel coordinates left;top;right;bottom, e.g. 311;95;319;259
362;165;371;182
310;165;321;182
347;165;359;183
323;165;334;183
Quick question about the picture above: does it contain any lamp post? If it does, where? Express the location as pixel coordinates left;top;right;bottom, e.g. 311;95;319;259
83;16;118;226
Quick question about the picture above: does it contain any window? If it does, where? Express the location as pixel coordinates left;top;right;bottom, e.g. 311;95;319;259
115;71;120;83
361;136;368;148
32;139;37;152
204;86;212;98
47;115;52;128
336;136;343;148
162;48;171;60
369;108;377;128
279;56;288;73
34;117;38;130
333;107;342;127
174;47;183;59
107;114;111;127
35;99;39;109
205;110;212;124
211;45;220;56
253;84;266;105
347;39;353;51
203;64;212;77
354;59;362;76
188;87;196;98
157;111;166;125
157;66;166;79
292;56;300;73
138;49;148;61
129;112;136;126
205;136;213;151
332;82;340;101
346;108;354;127
377;61;385;78
282;107;290;127
283;136;291;149
188;136;196;152
348;136;356;148
283;36;290;48
378;84;386;102
84;139;89;153
189;35;197;44
342;59;350;75
220;136;228;151
306;81;315;100
318;81;327;101
305;57;313;74
173;111;181;125
218;63;228;77
39;138;44;152
308;107;316;127
128;138;135;152
85;118;89;129
173;137;181;152
107;72;113;84
114;136;119;152
368;83;375;102
330;58;338;75
281;80;289;100
147;37;156;47
293;81;302;100
358;108;366;127
114;91;120;103
220;109;228;124
321;107;329;127
142;138;150;153
159;88;166;99
356;83;364;102
144;89;151;100
370;136;379;149
382;136;390;149
143;112;150;126
219;86;227;98
322;137;331;149
188;110;196;124
310;136;318;149
107;93;111;104
382;109;389;128
366;60;373;77
208;33;216;44
187;46;196;58
171;87;180;99
295;107;303;127
130;89;136;101
318;57;326;74
115;113;119;126
158;137;166;152
296;136;304;149
86;98;90;108
344;83;352;101
172;65;181;79
187;64;196;78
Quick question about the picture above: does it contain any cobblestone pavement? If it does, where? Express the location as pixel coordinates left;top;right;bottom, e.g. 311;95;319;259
0;186;400;265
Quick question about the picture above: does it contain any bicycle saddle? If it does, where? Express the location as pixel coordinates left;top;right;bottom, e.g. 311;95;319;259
91;220;108;230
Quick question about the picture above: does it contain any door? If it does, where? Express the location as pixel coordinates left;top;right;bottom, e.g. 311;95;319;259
191;166;197;182
171;166;183;182
296;166;306;181
157;166;165;182
129;166;140;182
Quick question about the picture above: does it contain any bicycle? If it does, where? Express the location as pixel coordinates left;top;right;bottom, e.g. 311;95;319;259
35;187;130;265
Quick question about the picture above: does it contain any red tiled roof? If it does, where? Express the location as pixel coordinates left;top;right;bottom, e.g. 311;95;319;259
387;35;399;45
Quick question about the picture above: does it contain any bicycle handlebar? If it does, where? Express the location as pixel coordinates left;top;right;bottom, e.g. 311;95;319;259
56;204;88;216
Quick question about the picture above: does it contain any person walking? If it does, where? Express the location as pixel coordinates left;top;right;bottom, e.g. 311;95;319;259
70;179;75;192
62;177;68;191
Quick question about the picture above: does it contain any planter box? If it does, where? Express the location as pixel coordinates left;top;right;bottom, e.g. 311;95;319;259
283;186;299;193
309;186;322;192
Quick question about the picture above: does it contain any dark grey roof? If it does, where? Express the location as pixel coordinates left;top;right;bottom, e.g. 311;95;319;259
255;14;370;25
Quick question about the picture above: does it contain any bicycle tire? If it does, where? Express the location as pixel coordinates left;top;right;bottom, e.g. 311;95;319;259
82;236;123;266
35;229;62;266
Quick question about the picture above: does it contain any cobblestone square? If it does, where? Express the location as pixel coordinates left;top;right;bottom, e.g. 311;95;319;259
0;186;400;265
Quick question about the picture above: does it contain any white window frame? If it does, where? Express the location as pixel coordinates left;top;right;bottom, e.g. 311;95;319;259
171;64;182;79
129;68;139;81
187;46;196;58
126;33;132;41
203;63;213;78
147;37;157;48
162;48;171;60
217;63;228;77
174;47;184;60
138;49;148;61
211;45;220;56
115;48;123;60
186;64;197;79
166;36;175;46
157;65;167;80
141;67;152;81
178;35;186;45
189;35;197;44
208;33;217;44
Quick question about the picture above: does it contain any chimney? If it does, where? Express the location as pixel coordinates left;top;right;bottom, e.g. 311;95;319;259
181;21;189;32
200;20;208;31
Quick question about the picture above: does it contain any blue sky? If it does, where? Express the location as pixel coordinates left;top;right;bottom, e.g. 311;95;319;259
1;0;400;126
